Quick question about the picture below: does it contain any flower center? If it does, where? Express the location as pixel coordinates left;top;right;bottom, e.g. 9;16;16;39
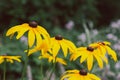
55;35;63;40
29;21;38;28
101;42;105;45
79;70;87;75
87;47;94;51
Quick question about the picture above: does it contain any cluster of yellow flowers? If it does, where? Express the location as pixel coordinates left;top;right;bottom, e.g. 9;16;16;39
1;21;117;80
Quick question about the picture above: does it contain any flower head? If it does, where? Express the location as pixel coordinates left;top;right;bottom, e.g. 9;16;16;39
70;46;106;71
89;41;117;62
0;55;21;64
50;35;76;57
6;21;50;47
39;53;66;65
60;69;101;80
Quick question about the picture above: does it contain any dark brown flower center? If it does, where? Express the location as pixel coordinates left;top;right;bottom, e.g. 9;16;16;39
79;70;87;75
87;47;94;51
29;21;38;28
55;35;63;40
101;42;105;45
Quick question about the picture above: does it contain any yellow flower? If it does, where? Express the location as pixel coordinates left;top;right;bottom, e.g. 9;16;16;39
61;69;101;80
27;39;50;56
70;46;107;71
39;53;66;65
50;35;76;57
89;41;117;62
0;56;21;64
6;21;50;47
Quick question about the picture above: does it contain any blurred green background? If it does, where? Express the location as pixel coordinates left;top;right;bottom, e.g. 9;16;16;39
1;0;120;80
1;0;120;33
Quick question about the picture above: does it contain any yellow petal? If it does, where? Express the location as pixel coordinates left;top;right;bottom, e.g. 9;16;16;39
56;58;67;65
60;41;68;57
99;46;106;55
63;39;76;53
34;29;42;46
80;52;88;63
52;40;60;57
93;53;103;69
103;41;111;45
88;74;101;80
37;26;50;38
6;25;21;36
87;54;93;71
7;59;14;63
16;27;29;39
106;46;117;61
28;29;35;47
27;46;39;56
0;58;4;64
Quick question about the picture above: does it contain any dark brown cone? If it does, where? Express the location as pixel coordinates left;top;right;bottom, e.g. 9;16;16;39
55;35;63;40
79;69;87;75
87;47;94;51
29;21;38;28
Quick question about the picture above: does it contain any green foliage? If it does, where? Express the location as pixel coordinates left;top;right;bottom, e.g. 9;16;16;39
0;0;99;33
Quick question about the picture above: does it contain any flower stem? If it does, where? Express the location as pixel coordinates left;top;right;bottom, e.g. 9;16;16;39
3;61;6;80
21;46;29;80
48;63;56;80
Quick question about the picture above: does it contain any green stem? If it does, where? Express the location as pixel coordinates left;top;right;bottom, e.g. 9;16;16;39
21;46;29;80
3;61;6;80
48;63;56;80
40;63;43;79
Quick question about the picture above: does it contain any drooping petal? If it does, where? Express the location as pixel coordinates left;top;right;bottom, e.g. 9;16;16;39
6;25;21;36
70;52;82;61
34;28;42;46
87;54;93;71
12;56;21;62
7;59;14;63
0;58;4;64
37;26;50;38
56;58;67;65
93;53;103;69
60;41;68;57
106;46;117;61
16;27;29;39
51;40;60;57
99;46;106;55
80;52;88;63
27;46;40;56
28;29;35;47
63;39;76;53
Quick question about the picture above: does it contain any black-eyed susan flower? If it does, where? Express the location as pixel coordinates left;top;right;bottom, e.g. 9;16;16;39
0;56;21;64
89;41;118;62
61;69;101;80
39;53;66;65
50;35;76;57
6;21;50;47
70;46;107;71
